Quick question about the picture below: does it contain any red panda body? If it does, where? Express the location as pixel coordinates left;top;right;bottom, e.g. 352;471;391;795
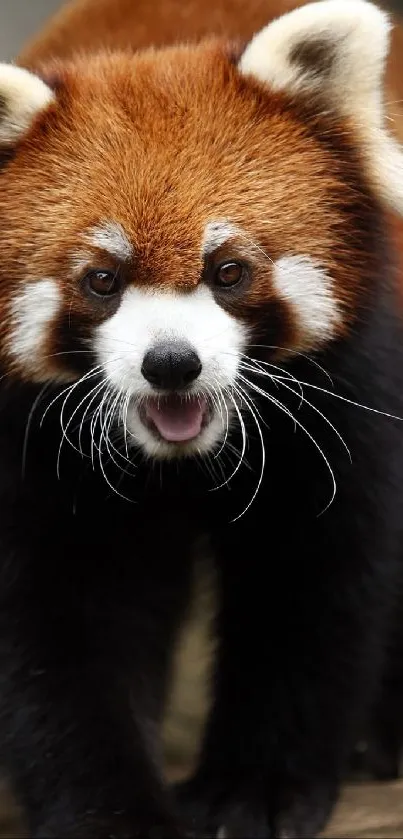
0;1;401;837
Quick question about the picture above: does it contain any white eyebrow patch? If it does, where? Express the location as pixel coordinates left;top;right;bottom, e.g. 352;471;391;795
86;220;133;262
8;278;61;379
272;255;341;350
202;220;242;256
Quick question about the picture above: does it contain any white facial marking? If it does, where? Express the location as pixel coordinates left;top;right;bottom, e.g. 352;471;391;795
202;220;242;256
9;279;62;380
0;64;54;144
94;285;247;458
272;255;341;350
86;221;133;262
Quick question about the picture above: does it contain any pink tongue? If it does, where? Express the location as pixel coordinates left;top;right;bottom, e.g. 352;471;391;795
145;396;206;442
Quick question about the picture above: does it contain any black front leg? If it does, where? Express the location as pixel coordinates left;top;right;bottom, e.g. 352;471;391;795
0;498;191;838
177;500;395;838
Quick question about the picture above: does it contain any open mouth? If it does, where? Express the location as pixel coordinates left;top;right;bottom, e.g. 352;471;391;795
139;394;210;443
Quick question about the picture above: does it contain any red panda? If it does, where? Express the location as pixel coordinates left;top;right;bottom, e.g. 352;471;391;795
0;0;401;837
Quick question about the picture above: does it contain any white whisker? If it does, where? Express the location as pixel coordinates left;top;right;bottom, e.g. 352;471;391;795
77;381;107;456
102;389;135;476
242;344;334;385
239;375;337;515
271;377;403;422
230;382;266;522
238;363;351;463
39;365;103;428
57;379;107;479
212;388;247;491
270;376;351;463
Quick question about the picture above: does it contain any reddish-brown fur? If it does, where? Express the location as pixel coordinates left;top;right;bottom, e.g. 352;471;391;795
1;52;370;297
19;0;403;300
0;0;396;382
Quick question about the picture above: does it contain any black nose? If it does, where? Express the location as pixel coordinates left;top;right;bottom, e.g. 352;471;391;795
141;342;202;390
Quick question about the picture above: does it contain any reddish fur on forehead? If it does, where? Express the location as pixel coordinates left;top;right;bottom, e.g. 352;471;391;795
1;44;372;286
17;0;403;317
0;38;385;380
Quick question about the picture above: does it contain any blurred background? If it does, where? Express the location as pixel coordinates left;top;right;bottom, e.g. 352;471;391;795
0;0;61;59
0;0;402;59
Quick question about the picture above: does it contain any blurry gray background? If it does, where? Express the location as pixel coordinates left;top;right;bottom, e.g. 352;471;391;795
0;0;403;61
0;0;63;59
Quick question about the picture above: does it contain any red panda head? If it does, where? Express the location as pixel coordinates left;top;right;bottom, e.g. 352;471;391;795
0;0;402;460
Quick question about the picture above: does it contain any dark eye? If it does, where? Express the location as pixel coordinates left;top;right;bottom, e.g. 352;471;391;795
214;261;246;288
84;270;121;297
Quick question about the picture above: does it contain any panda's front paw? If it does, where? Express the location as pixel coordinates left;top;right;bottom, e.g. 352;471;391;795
174;772;336;838
271;780;336;838
174;771;270;838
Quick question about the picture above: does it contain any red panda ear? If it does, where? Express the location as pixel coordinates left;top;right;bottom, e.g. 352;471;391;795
238;0;403;217
0;64;54;146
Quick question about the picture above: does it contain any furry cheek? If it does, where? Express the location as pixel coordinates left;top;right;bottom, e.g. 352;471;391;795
271;255;342;353
7;278;71;383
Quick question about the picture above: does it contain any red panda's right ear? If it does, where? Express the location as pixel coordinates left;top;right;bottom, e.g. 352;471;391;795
0;64;54;146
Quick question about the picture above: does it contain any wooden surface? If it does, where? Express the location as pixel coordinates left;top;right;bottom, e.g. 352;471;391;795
324;781;403;838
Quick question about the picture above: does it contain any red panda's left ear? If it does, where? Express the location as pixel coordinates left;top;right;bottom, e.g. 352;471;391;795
239;0;403;217
0;64;54;146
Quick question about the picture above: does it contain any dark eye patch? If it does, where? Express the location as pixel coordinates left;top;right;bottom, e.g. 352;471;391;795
51;310;97;378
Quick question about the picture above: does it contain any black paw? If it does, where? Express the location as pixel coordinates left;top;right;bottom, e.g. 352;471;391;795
273;782;336;838
33;810;187;839
174;774;269;837
174;774;335;838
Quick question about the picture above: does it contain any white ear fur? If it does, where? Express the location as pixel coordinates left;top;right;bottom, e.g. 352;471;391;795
239;0;403;216
0;64;54;145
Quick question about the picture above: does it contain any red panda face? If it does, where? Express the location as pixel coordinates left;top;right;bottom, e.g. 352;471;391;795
0;1;402;460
